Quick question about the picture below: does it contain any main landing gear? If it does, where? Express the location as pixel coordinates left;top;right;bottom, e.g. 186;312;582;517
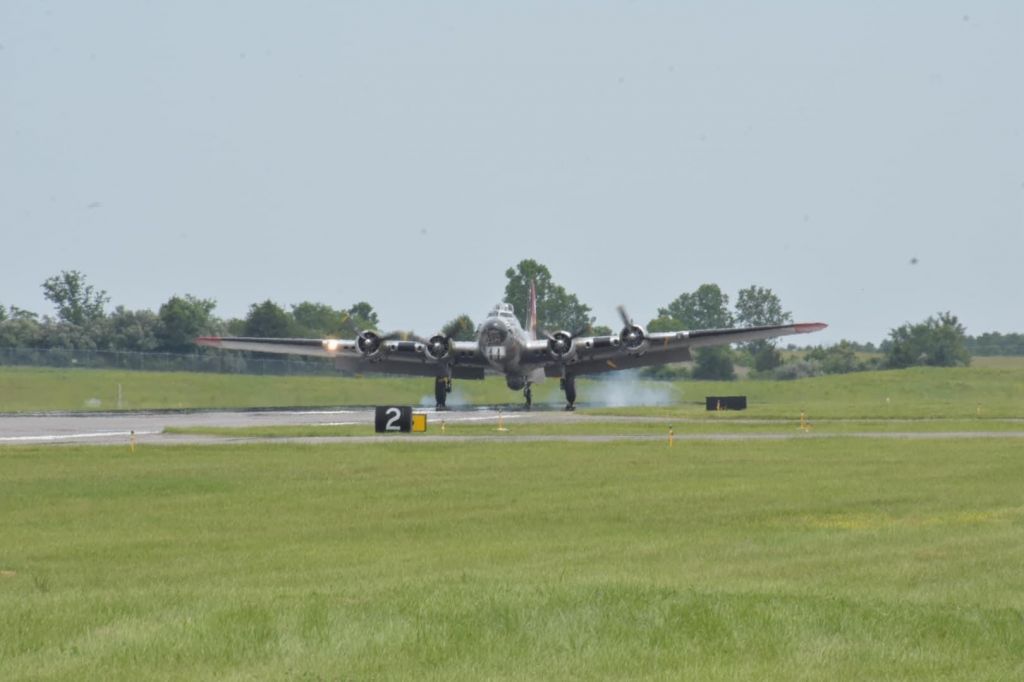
561;374;576;411
523;383;532;409
435;376;451;410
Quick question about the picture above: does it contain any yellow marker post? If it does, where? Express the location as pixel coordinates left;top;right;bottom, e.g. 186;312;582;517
799;411;813;432
496;410;508;432
129;430;136;453
976;403;982;417
441;419;446;434
668;425;675;447
412;414;427;433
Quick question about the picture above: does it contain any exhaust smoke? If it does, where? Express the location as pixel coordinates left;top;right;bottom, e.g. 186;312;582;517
586;371;677;407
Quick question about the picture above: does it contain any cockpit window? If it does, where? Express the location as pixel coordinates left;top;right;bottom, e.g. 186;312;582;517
483;326;507;345
487;302;516;318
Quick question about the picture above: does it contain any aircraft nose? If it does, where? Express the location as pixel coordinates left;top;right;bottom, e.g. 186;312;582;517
482;319;508;344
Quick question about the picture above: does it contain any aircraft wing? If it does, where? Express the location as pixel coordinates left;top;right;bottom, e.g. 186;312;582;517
521;322;828;377
195;336;488;379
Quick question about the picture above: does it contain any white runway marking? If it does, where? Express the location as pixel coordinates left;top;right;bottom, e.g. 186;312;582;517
0;430;161;443
437;414;524;423
3;408;1021;447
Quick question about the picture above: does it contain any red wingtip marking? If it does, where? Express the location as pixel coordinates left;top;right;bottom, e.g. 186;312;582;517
794;323;828;333
195;336;222;347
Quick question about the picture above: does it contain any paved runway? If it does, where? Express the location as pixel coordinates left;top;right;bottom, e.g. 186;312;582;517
2;407;1023;446
0;406;595;446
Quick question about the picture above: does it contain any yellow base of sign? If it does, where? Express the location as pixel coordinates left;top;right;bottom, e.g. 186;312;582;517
412;414;427;432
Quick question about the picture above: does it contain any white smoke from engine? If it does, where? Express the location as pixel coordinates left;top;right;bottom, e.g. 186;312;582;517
418;385;470;408
585;371;677;407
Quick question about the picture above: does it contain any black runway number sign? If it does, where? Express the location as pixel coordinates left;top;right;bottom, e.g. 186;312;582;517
375;406;413;433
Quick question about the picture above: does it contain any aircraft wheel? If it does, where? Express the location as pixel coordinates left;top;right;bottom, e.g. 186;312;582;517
563;375;576;410
435;377;448;410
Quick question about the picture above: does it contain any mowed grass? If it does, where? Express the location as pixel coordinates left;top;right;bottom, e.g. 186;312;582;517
0;366;564;413
591;365;1024;420
2;438;1024;680
2;361;1024;419
162;417;1024;440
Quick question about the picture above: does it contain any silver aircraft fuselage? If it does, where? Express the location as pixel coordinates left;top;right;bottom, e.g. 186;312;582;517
476;303;536;388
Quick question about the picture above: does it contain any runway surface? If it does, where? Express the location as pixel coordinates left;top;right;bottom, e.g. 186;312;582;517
2;407;1022;446
0;406;603;446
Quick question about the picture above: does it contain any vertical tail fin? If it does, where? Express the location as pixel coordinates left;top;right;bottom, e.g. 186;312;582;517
528;279;538;340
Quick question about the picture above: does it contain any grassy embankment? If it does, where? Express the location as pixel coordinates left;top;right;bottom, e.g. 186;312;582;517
0;365;557;412
2;437;1023;680
2;359;1023;418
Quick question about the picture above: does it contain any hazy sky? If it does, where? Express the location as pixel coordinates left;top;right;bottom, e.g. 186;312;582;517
3;2;1022;344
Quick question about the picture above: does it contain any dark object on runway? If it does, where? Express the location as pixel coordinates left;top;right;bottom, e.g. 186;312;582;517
706;396;747;411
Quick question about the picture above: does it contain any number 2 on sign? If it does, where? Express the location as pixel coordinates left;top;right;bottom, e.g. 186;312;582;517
384;407;402;431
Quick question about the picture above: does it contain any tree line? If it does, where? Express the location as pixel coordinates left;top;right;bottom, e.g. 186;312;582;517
1;265;1012;380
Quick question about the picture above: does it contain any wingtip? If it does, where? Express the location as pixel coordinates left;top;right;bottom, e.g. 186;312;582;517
794;323;828;333
195;336;222;347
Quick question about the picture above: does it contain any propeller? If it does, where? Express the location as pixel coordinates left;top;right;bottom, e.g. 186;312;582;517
356;330;384;356
424;334;452;360
617;305;633;327
617;305;646;350
543;325;589;360
355;329;406;356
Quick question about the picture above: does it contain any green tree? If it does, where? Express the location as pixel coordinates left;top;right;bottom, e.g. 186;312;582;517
0;315;42;349
157;295;217;352
224;318;247;336
504;260;593;333
655;284;735;380
244;300;293;338
734;285;792;371
804;341;862;375
658;284;733;329
41;270;109;326
347;302;379;330
101;306;160;352
966;332;1024;356
441;314;476;341
692;346;736;380
884;312;970;368
38;321;96;350
734;286;791;328
7;306;38;321
291;302;347;338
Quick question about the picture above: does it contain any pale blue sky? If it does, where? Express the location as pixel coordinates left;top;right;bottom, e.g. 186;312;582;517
3;2;1022;344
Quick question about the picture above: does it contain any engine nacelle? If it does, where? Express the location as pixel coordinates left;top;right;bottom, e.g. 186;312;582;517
424;334;452;361
619;323;649;355
356;330;384;358
547;330;578;363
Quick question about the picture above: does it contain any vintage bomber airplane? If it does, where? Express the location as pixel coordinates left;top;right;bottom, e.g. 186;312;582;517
197;295;826;410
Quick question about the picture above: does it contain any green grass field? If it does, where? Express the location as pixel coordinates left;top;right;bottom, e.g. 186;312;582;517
2;362;1023;678
2;437;1023;680
2;361;1023;418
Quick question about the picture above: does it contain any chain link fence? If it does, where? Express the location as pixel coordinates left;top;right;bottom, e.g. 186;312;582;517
0;347;337;376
